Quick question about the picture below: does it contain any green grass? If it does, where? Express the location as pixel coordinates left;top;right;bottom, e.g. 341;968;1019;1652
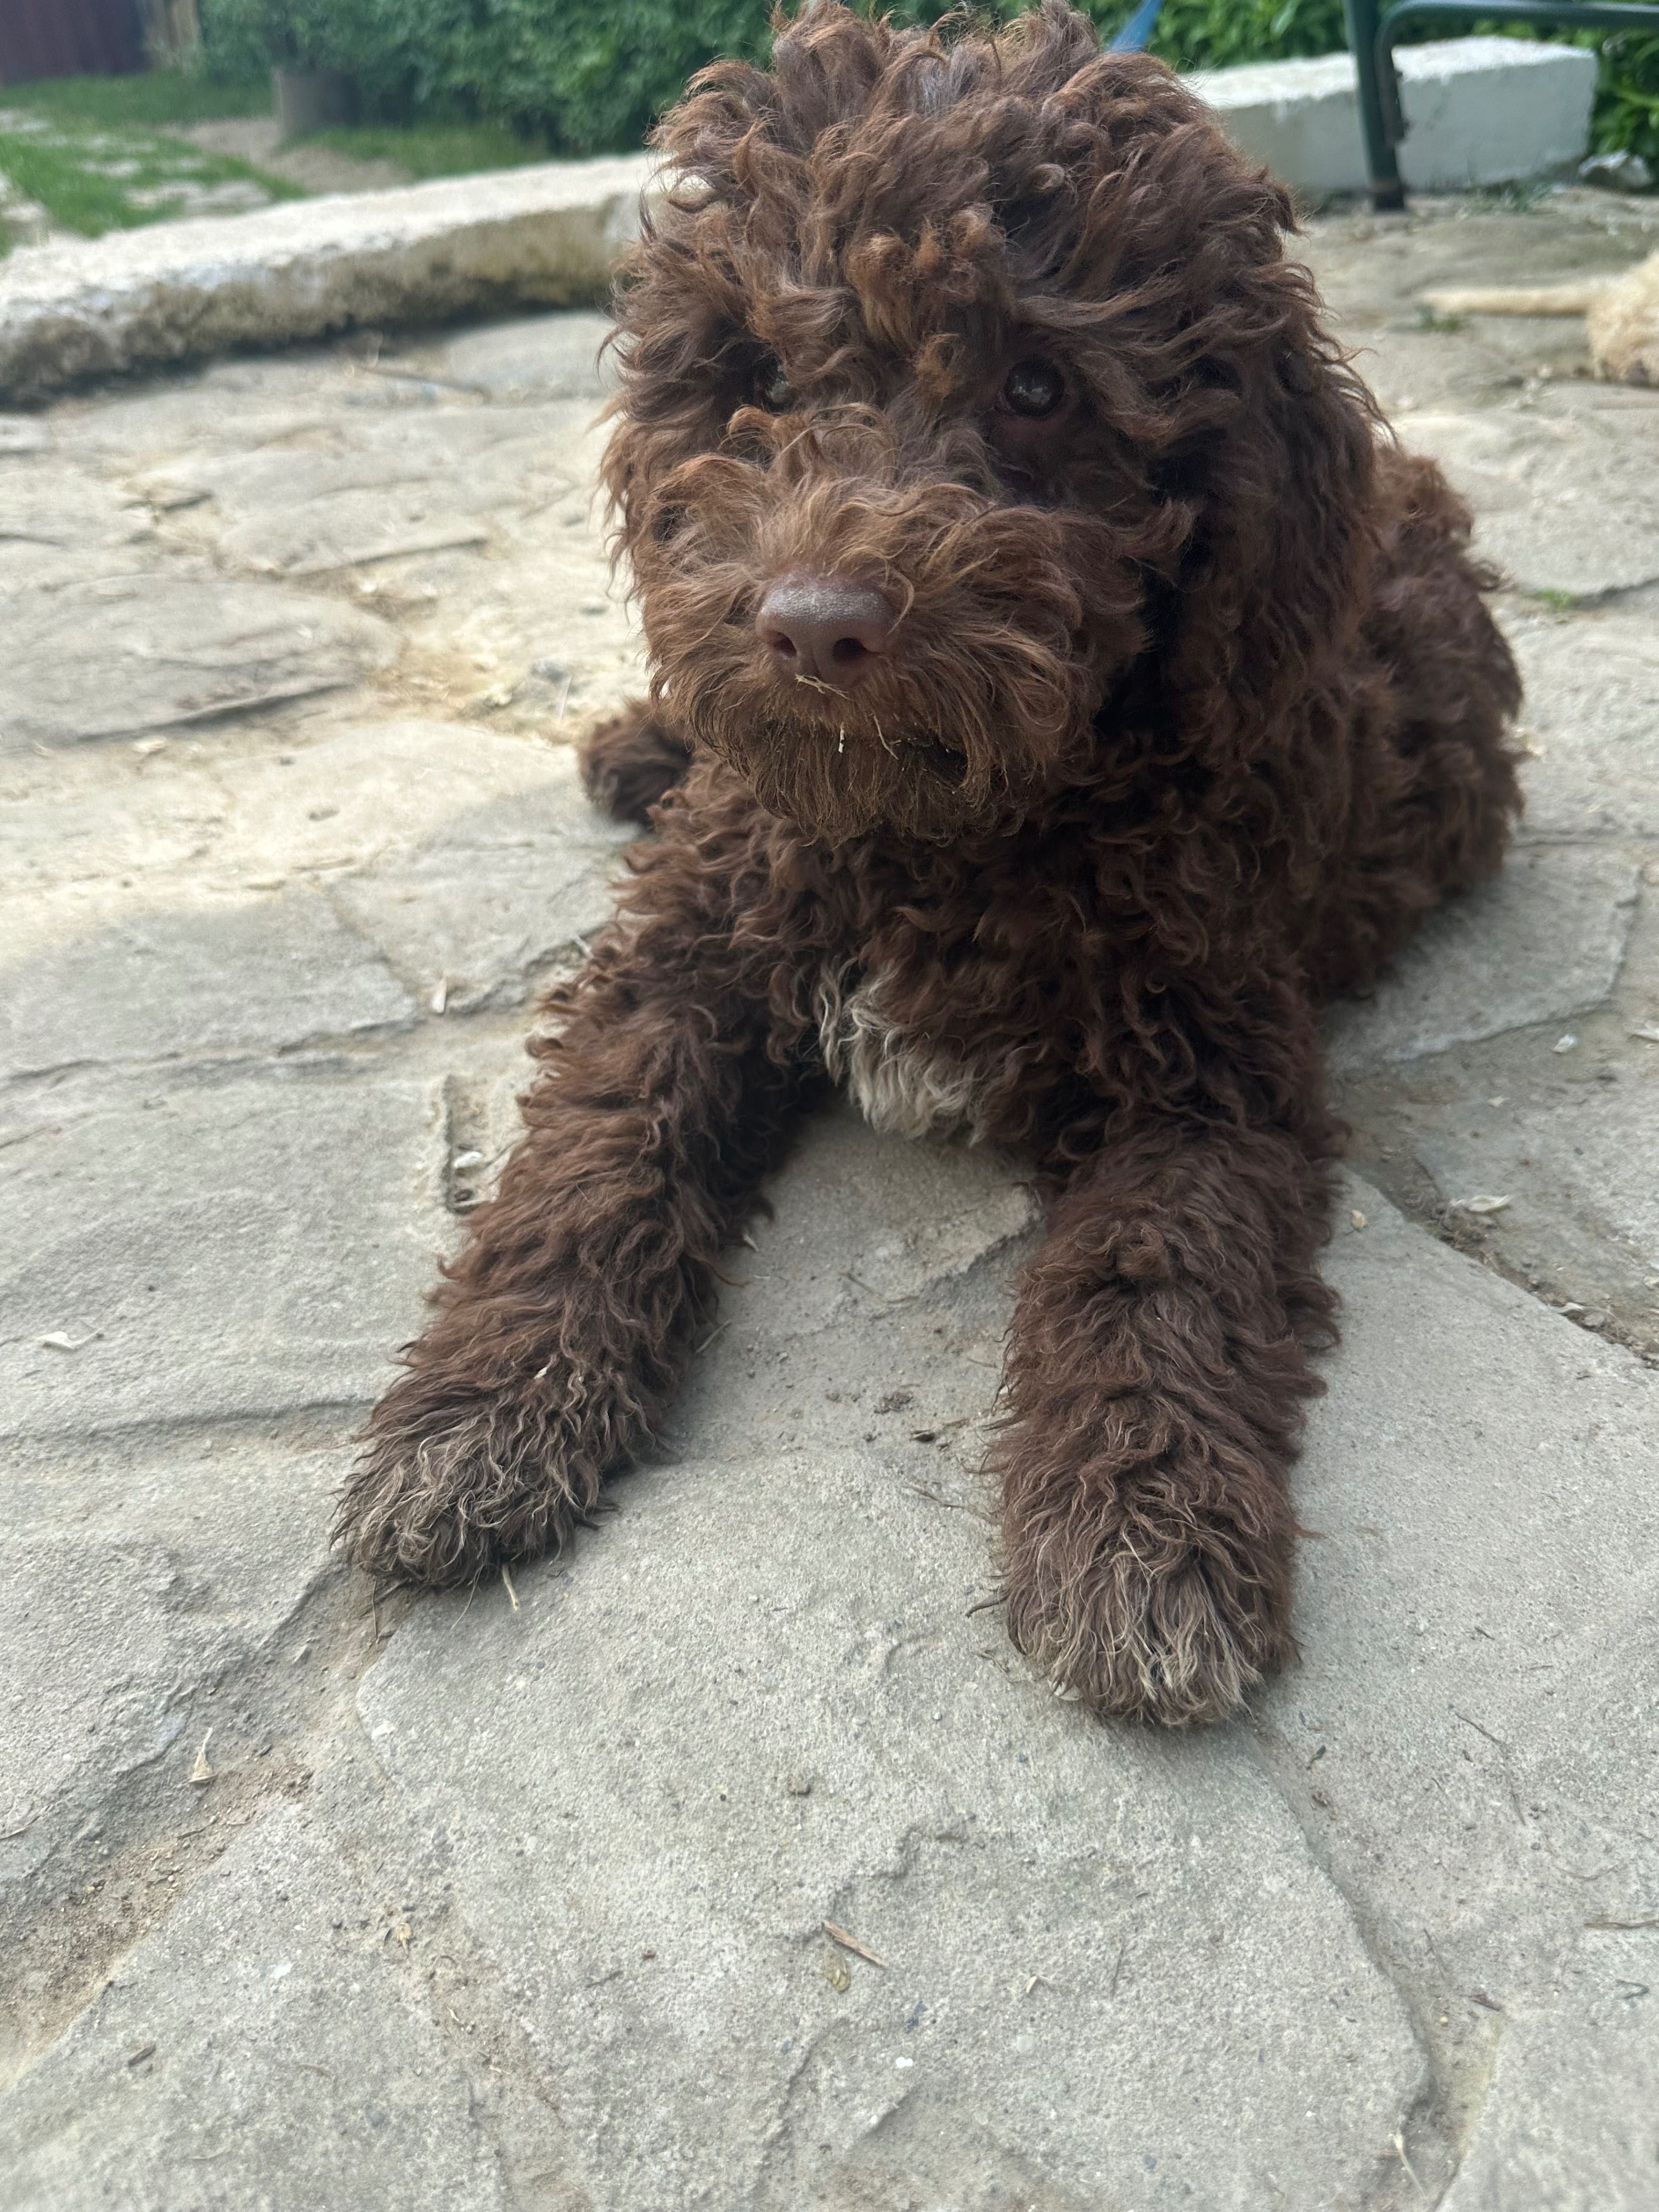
0;117;302;247
0;67;293;253
297;119;548;179
0;70;272;129
0;70;549;257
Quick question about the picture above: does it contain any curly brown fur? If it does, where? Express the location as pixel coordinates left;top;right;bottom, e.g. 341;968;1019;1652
338;1;1521;1723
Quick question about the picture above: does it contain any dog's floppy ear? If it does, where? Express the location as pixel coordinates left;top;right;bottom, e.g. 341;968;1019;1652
1158;242;1381;761
1049;55;1384;761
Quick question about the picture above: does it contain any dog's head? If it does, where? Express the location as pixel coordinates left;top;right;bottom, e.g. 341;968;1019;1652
605;0;1378;845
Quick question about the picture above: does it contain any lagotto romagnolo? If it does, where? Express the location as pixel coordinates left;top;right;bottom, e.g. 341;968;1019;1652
336;1;1522;1724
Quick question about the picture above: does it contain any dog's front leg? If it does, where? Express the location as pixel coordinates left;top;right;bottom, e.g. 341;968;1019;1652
336;902;800;1587
992;1122;1335;1725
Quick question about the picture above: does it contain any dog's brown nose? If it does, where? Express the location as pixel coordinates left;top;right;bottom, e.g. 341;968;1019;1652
757;574;893;691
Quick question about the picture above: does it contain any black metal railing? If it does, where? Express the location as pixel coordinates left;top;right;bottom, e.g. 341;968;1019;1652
1343;0;1659;207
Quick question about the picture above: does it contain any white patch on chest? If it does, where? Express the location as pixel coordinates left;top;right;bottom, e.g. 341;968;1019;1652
815;964;991;1142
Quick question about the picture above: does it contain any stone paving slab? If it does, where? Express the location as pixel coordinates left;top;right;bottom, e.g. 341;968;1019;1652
420;312;617;403
0;731;630;1030
0;1425;345;1873
132;403;590;578
1394;1040;1659;1283
0;1070;445;1440
202;719;584;876
0;1775;513;2212
359;1406;1423;2208
1266;1188;1659;2207
3;575;397;752
1325;843;1641;1078
0;886;415;1080
0;718;597;932
24;336;637;730
330;763;634;1011
1402;401;1659;601
0;464;157;595
1509;610;1659;838
2;195;1658;2208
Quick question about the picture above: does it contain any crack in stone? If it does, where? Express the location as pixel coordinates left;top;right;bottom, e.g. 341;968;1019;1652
1373;1176;1659;1370
1245;1715;1508;2210
0;1549;405;2086
341;1658;582;2194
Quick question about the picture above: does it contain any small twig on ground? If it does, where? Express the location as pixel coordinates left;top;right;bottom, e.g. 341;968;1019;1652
823;1920;887;1969
844;1269;917;1306
501;1565;520;1613
1453;1709;1511;1753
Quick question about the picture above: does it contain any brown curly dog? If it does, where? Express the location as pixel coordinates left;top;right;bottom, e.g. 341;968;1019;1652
336;0;1521;1724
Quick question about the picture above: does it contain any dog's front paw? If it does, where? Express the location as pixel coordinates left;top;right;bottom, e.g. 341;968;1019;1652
336;1377;610;1587
1001;1489;1295;1726
578;702;693;825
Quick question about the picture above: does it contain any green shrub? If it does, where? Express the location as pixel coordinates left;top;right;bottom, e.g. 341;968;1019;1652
1587;23;1659;164
198;0;1659;167
1107;0;1346;71
441;1;781;151
197;0;422;112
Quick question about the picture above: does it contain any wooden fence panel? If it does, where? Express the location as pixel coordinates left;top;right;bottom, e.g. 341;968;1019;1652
0;0;145;84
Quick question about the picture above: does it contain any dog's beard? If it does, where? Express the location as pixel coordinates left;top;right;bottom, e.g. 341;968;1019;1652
703;703;977;847
654;604;1096;844
631;450;1150;845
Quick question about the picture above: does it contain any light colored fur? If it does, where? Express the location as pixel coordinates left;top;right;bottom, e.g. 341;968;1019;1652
1007;1541;1264;1726
815;964;991;1141
1420;249;1659;387
1587;249;1659;386
1420;278;1611;316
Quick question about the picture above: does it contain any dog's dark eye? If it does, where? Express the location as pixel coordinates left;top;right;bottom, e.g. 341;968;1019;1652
1001;358;1065;420
754;355;795;411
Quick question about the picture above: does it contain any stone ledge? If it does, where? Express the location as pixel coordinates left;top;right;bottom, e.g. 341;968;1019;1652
1192;36;1598;198
0;42;1600;403
0;152;657;405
